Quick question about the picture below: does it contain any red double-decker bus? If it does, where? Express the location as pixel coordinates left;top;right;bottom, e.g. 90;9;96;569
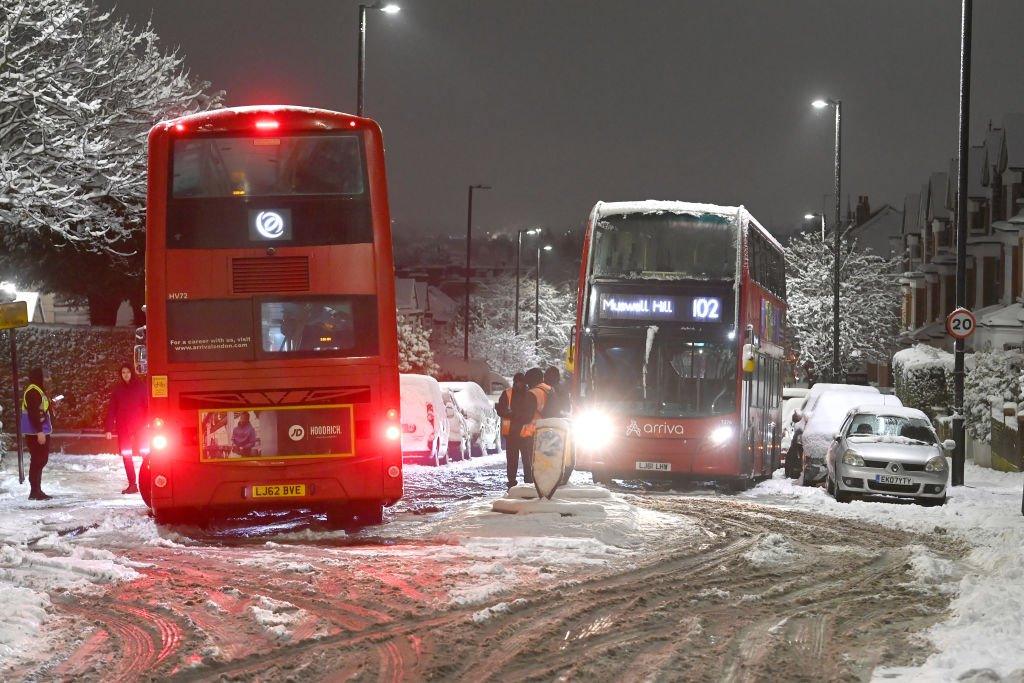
139;106;402;526
570;201;787;489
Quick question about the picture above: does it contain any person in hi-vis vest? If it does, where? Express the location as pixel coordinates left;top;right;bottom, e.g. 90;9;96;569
22;367;54;500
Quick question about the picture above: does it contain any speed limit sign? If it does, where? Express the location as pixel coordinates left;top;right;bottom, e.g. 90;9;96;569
946;307;976;340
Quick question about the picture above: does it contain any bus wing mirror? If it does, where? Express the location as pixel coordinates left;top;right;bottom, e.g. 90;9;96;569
134;344;148;376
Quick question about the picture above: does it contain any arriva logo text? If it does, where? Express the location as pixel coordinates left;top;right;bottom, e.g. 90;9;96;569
624;420;685;437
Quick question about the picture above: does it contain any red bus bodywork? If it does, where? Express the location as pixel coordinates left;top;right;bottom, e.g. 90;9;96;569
570;201;786;487
143;106;401;523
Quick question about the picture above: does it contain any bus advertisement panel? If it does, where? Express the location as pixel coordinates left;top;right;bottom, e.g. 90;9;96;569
141;106;401;526
571;201;787;489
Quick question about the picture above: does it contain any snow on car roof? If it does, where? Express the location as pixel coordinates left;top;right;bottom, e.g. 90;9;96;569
848;404;930;421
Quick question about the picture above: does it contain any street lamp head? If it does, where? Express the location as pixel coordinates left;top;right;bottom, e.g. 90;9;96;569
811;99;830;109
804;213;817;220
542;244;553;251
471;184;492;190
379;3;401;14
527;228;541;235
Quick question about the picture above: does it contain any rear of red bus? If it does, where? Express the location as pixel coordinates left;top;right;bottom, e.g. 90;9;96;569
570;201;784;488
142;106;401;525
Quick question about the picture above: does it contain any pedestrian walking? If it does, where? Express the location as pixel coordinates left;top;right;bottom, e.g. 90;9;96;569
517;367;551;485
505;373;536;489
21;367;54;500
495;373;521;452
105;364;148;494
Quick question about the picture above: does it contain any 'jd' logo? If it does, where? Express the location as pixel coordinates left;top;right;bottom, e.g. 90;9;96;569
288;425;305;441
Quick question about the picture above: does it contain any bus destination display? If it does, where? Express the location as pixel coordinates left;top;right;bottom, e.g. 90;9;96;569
597;293;723;323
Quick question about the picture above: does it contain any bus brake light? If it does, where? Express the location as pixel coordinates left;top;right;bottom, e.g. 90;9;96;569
255;119;279;130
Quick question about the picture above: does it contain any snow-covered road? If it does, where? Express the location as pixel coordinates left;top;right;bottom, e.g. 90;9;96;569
0;452;1020;681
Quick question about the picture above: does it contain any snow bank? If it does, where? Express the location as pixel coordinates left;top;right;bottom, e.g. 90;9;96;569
747;465;1024;680
742;533;797;567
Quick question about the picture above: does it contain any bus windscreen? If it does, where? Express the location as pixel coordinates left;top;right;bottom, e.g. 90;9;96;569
592;213;736;280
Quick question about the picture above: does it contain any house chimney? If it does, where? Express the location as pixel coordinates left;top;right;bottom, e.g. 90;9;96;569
856;195;871;226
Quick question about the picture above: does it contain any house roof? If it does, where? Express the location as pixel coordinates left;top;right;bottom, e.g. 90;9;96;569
968;145;986;197
928;172;949;220
917;182;930;231
1002;113;1024;169
849;205;903;257
902;193;920;234
985;127;1006;178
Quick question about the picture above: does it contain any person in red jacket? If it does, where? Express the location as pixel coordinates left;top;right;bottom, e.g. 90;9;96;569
104;364;148;494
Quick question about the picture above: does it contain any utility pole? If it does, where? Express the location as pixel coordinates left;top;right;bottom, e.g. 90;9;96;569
953;0;973;488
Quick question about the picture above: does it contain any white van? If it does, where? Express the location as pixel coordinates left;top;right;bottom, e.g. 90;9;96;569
399;374;451;467
798;384;901;483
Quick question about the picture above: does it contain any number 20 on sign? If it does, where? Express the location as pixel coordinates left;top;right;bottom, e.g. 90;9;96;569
946;307;976;340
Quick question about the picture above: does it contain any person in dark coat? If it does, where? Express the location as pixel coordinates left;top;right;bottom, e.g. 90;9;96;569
105;364;148;494
505;373;537;489
541;367;569;418
495;373;522;451
231;411;258;456
22;367;54;500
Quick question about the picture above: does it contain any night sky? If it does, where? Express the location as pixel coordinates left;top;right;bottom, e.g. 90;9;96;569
101;0;1024;240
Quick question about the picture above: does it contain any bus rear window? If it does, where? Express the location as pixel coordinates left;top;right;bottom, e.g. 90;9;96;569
167;296;379;363
172;135;365;198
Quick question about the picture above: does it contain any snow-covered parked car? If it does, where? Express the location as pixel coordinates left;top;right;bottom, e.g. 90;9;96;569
440;381;501;455
796;384;902;484
399;374;450;466
441;388;470;461
826;405;953;506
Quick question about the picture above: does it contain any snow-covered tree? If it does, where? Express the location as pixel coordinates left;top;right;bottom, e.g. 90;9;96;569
397;314;438;375
785;230;900;380
963;348;1023;443
0;0;222;322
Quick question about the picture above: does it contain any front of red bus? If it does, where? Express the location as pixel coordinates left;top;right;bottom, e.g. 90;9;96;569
142;106;401;525
573;202;746;484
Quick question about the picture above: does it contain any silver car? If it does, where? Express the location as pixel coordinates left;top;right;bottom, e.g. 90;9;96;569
825;405;953;506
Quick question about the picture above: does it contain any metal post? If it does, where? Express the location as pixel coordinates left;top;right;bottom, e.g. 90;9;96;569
832;100;842;382
9;330;23;484
515;230;522;335
464;185;474;361
356;4;367;117
953;0;972;488
534;245;541;341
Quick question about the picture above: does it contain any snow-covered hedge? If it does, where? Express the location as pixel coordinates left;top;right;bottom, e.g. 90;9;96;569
397;314;438;375
0;325;134;432
892;344;954;417
963;349;1024;444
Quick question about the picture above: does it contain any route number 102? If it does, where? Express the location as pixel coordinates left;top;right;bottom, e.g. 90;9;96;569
692;297;721;321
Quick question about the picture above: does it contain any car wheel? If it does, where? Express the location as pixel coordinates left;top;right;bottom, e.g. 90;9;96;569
834;482;853;503
826;474;835;497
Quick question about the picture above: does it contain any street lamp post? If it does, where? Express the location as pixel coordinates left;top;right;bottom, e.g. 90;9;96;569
953;0;973;489
803;213;826;241
535;244;552;341
515;228;541;335
356;2;400;117
813;97;843;381
464;184;491;361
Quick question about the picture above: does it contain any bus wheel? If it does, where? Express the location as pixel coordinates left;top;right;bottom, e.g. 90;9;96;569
591;469;611;485
154;506;202;527
326;503;383;530
138;458;152;508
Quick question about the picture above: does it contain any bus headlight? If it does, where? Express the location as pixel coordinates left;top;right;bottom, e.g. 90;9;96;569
573;410;613;450
708;425;734;446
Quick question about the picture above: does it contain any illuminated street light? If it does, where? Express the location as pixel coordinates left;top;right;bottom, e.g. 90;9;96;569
812;96;842;380
515;228;542;335
535;244;553;341
357;2;401;117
